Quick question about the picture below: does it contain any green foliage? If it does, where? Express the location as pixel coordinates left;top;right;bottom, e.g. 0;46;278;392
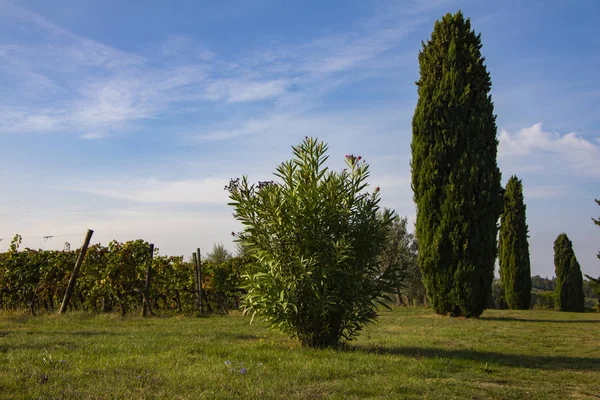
489;279;507;309
0;235;75;313
411;11;502;317
205;243;233;266
554;233;585;312
0;238;247;314
226;137;402;348
532;291;556;310
151;254;197;312
584;199;600;301
531;275;556;291
203;254;251;312
379;215;425;305
588;277;600;303
499;176;531;309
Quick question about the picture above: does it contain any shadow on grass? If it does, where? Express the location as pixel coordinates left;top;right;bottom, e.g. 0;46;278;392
480;317;600;324
349;345;600;371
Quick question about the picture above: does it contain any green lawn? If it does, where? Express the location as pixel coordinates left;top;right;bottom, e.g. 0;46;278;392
1;308;599;399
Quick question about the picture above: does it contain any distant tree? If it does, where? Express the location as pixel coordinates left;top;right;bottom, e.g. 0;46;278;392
554;233;585;312
499;176;531;309
584;199;600;300
379;215;425;305
533;291;556;310
205;243;232;265
411;11;502;317
583;279;598;299
531;275;557;291
490;279;507;309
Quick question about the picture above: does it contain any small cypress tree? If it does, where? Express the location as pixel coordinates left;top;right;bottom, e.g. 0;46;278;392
584;199;600;298
411;11;502;317
554;233;585;312
499;176;531;309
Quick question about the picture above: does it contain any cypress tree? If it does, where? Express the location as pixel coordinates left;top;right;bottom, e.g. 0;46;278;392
554;233;585;312
584;199;600;298
499;176;531;309
411;11;502;317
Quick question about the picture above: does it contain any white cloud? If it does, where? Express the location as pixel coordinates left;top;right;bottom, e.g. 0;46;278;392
204;79;287;103
300;27;417;75
196;113;293;141
524;185;569;200
244;20;421;79
157;35;215;61
499;123;600;176
0;0;425;139
60;178;230;205
0;107;64;133
80;132;107;140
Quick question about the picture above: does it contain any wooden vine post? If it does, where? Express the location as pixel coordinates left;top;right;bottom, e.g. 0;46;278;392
142;243;155;317
192;250;203;312
59;229;94;315
196;248;203;312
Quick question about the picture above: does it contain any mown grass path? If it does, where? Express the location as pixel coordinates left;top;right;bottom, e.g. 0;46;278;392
1;308;598;399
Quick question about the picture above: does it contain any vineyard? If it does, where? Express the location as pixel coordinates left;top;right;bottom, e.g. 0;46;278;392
0;234;249;315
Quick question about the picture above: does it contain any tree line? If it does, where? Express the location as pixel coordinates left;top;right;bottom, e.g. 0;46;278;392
411;11;599;316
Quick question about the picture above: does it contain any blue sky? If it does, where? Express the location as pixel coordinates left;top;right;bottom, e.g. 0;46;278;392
0;0;599;278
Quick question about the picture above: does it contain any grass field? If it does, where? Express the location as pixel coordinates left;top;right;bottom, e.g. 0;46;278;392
1;308;599;399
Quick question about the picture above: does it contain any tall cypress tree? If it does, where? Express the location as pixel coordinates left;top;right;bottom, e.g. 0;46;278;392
584;199;600;297
499;176;531;309
554;233;585;312
411;11;502;317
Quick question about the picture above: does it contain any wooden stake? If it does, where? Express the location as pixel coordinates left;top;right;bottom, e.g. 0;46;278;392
192;252;200;311
142;243;155;317
196;248;202;312
59;229;93;315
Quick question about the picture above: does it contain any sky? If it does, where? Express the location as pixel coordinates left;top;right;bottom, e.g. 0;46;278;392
0;0;599;279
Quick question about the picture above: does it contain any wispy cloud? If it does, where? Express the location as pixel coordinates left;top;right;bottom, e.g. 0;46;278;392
79;132;107;140
59;178;230;205
524;185;570;200
499;123;600;177
204;79;288;103
194;105;409;146
244;19;422;79
0;1;424;139
157;35;215;61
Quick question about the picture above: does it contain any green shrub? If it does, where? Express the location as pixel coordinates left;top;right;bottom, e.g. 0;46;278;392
532;291;556;310
226;137;402;348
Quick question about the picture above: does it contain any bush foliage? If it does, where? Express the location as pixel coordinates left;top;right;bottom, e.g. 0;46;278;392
227;137;403;348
